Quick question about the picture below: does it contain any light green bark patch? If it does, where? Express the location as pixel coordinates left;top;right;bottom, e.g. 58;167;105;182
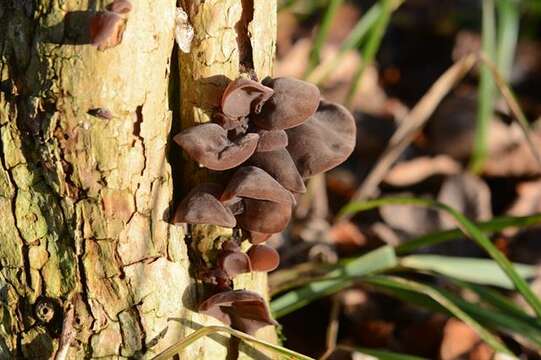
15;190;49;243
119;307;143;357
0;198;23;267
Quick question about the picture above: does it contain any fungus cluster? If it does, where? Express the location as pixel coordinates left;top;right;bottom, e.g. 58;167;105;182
174;76;356;334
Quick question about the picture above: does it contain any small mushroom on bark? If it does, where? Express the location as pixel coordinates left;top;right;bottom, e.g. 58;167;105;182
286;100;356;178
248;148;306;193
221;79;274;120
89;0;132;51
199;290;276;335
254;129;288;152
237;199;292;234
173;183;236;228
174;123;259;170
218;251;252;278
247;244;280;272
253;77;320;130
107;0;132;14
221;166;295;206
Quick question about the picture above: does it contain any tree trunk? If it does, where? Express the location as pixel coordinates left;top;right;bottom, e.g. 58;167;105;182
0;0;276;358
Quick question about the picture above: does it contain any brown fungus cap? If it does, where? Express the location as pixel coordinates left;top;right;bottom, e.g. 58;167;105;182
221;166;295;206
237;199;292;234
174;123;259;170
255;129;288;152
107;0;132;14
89;11;127;51
248;148;306;193
253;77;320;130
247;244;280;272
198;290;277;335
173;183;236;228
218;251;252;278
221;79;274;120
286;100;356;178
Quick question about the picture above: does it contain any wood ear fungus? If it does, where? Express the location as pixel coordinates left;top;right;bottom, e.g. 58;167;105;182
89;0;132;51
253;77;320;130
174;123;259;170
221;79;274;120
175;77;356;328
286;100;356;178
198;290;277;335
247;244;280;272
173;184;236;228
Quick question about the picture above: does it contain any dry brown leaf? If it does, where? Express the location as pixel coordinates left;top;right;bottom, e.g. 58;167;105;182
440;318;480;360
329;221;367;249
483;131;541;177
438;173;492;229
507;180;541;216
380;194;440;236
384;155;461;186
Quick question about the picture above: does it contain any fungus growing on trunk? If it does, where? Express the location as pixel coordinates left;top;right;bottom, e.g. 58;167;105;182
253;77;320;130
254;129;288;152
89;0;132;51
248;149;306;193
221;166;295;206
198;290;277;335
173;183;236;228
174;123;259;170
286;100;356;178
247;244;280;272
173;76;357;321
221;79;274;120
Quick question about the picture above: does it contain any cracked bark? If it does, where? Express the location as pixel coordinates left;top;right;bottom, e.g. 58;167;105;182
0;0;276;359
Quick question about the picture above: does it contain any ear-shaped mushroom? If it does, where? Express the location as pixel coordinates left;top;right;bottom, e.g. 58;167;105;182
221;166;295;206
107;0;132;14
174;123;259;170
253;77;320;130
218;251;252;278
247;244;280;272
89;8;128;51
237;199;291;234
247;148;306;193
255;129;288;152
221;79;274;120
199;290;277;335
173;183;236;228
286;100;356;178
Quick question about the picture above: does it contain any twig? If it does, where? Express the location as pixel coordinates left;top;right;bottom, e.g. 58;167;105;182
337;54;477;221
479;53;541;171
319;296;341;360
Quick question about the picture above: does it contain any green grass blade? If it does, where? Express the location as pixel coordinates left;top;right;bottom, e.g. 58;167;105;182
395;213;541;255
151;325;314;360
304;0;344;78
271;246;397;318
400;255;536;289
471;0;497;172
366;276;541;349
451;279;541;328
363;276;513;355
339;197;541;318
345;0;393;107
306;0;403;84
496;0;520;81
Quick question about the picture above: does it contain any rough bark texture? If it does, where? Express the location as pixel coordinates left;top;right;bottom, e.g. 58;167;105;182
0;0;276;358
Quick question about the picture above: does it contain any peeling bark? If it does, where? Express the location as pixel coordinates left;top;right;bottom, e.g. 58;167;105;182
0;0;276;359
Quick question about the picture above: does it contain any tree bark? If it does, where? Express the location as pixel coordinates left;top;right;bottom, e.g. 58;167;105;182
0;0;276;358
